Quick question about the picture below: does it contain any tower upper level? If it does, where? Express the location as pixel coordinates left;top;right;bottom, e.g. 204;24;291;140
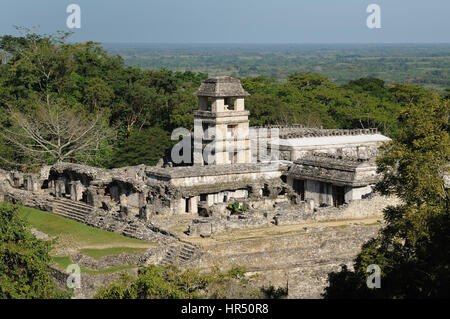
194;76;250;113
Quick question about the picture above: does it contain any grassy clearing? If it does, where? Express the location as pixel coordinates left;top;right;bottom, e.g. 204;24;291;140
51;256;73;269
1;202;157;254
79;247;147;260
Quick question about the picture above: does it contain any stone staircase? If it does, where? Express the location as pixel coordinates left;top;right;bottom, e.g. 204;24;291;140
52;198;93;223
122;223;145;238
159;241;199;267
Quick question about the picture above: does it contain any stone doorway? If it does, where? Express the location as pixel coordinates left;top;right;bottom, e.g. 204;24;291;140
332;185;345;207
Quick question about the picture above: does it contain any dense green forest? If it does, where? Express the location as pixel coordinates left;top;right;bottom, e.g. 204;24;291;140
104;43;450;91
0;31;448;171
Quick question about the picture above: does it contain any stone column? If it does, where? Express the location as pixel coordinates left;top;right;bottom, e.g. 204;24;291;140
139;205;153;221
86;187;99;207
70;181;83;201
207;194;215;207
55;180;66;198
190;196;199;215
119;193;128;217
12;172;23;188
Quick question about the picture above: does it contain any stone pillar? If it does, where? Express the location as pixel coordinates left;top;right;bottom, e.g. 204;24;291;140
86;187;99;207
140;205;152;221
12;172;23;188
25;175;33;191
69;182;76;201
120;205;128;218
119;193;128;217
119;194;128;207
55;180;66;198
307;199;315;210
189;196;199;215
70;181;83;201
178;198;186;214
138;191;146;210
207;194;215;207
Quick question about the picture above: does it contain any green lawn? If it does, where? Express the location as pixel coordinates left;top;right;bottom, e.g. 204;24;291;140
1;202;158;253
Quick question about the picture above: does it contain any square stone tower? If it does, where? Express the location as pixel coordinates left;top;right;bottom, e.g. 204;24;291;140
193;76;251;166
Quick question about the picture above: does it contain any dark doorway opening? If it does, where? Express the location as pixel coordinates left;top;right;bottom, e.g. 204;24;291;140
185;198;190;213
332;186;345;207
293;179;305;201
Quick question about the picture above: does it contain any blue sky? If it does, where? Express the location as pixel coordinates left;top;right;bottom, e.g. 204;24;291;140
0;0;448;43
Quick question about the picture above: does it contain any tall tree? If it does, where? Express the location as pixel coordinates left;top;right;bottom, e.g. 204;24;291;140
0;203;70;298
1;100;112;165
323;94;450;298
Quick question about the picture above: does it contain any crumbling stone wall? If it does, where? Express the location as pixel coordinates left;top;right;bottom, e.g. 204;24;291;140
187;223;381;298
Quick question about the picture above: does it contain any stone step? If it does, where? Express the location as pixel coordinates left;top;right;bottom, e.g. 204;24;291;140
54;198;93;211
53;203;91;216
53;208;86;223
53;204;88;216
53;206;87;218
181;247;195;254
179;251;194;258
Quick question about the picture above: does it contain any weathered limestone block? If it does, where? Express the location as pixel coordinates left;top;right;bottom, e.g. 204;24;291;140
25;174;40;192
127;192;140;208
38;165;51;181
206;194;215;207
247;183;263;199
190;196;199;215
188;219;213;237
119;205;128;218
119;194;128;207
55;180;66;198
12;171;24;188
139;205;152;221
70;181;84;201
101;200;113;211
86;187;99;207
263;182;283;199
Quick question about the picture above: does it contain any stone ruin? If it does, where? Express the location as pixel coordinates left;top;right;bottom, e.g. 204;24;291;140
0;77;407;240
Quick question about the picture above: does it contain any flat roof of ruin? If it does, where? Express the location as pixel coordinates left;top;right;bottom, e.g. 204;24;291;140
293;155;376;170
146;162;279;179
272;133;390;147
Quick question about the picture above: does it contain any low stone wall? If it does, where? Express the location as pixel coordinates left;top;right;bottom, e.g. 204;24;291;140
188;223;380;298
72;252;146;271
274;194;399;226
188;215;271;237
187;194;396;237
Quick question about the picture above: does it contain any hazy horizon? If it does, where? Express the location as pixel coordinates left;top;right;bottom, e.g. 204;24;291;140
1;0;448;44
